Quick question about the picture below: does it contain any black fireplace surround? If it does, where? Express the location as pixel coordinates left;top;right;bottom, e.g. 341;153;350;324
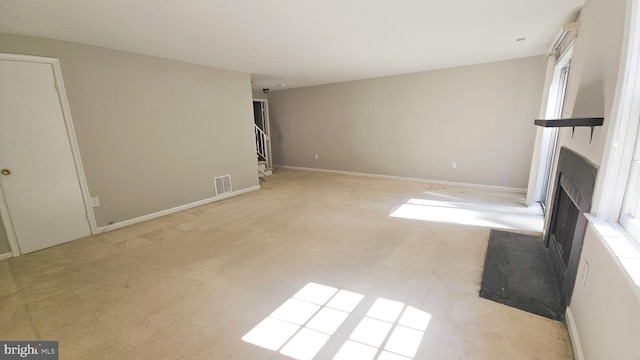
545;147;597;308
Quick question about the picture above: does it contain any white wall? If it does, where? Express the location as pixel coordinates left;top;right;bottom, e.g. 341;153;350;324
268;56;546;189
569;222;640;359
252;89;269;100
557;0;626;165
0;34;258;230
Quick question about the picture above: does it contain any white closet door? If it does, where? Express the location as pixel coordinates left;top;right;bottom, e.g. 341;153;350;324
0;59;91;254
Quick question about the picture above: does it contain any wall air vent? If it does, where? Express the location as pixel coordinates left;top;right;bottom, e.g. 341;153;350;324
214;175;232;196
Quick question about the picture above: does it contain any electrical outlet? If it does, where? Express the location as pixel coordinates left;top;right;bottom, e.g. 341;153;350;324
315;154;319;160
90;196;100;207
451;162;457;169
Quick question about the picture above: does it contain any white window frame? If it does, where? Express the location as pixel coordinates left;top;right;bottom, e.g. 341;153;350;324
593;0;640;249
619;129;640;244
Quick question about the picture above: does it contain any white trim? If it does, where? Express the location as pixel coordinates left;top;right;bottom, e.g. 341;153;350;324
592;0;640;221
276;165;527;193
96;185;260;233
51;57;98;234
0;54;97;257
0;185;20;256
565;306;584;360
0;252;12;261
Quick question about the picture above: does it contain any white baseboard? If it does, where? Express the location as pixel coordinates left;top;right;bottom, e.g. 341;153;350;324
0;252;12;261
96;185;261;233
565;306;584;360
276;165;527;193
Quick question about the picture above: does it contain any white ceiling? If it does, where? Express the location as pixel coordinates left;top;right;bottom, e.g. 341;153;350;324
0;0;583;90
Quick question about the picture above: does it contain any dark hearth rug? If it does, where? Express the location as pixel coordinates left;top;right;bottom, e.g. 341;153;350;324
479;229;564;320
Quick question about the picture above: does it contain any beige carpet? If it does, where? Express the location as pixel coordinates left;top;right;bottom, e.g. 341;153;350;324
0;168;573;359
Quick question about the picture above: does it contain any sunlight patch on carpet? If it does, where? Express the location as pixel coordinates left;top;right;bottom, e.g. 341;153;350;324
390;198;542;232
242;282;431;360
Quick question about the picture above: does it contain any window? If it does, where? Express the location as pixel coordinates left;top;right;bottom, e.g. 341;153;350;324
587;0;640;288
603;3;640;250
618;116;640;246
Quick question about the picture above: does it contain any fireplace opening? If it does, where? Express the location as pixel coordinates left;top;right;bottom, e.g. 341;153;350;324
544;147;597;308
550;182;580;267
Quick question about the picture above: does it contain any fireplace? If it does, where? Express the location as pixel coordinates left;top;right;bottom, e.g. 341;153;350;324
545;147;597;308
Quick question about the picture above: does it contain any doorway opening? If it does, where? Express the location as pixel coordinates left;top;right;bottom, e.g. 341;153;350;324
253;99;273;176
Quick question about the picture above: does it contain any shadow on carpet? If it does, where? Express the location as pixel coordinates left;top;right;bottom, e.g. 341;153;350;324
479;229;564;321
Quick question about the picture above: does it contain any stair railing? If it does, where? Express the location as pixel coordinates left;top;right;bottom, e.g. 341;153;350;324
255;124;269;163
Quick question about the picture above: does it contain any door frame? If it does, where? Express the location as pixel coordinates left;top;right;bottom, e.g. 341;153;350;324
253;98;273;169
0;53;97;257
526;43;574;206
535;48;574;209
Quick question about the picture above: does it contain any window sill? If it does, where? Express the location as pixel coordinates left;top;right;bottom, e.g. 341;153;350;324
584;214;640;292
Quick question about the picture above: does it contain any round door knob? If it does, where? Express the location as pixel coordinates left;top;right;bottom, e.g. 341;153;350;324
1;169;11;176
